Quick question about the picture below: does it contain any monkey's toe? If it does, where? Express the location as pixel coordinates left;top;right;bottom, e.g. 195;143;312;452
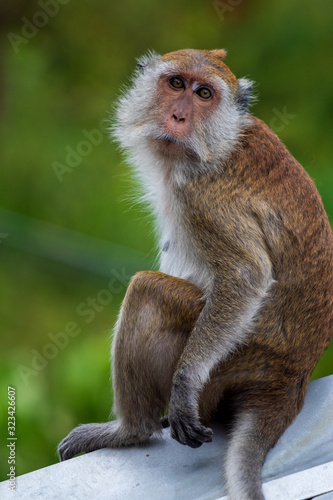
57;423;106;461
58;430;88;461
57;436;78;461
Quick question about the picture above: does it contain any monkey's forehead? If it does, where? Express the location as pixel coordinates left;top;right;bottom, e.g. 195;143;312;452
161;49;238;91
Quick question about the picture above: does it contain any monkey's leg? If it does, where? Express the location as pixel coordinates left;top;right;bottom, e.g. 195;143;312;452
225;387;305;500
58;271;204;461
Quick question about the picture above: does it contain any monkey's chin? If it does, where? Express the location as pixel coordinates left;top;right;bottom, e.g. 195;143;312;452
150;136;192;159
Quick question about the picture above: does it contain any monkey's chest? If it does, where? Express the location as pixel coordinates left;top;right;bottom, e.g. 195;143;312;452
159;222;212;291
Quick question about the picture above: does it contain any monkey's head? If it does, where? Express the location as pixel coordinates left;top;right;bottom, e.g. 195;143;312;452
113;49;253;182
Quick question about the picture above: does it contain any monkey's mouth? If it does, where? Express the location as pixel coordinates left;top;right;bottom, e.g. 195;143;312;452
165;137;179;144
148;132;198;160
150;133;191;155
156;133;185;147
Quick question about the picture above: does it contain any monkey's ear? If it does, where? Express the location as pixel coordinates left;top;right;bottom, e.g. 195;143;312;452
236;78;253;113
136;51;162;72
210;49;228;60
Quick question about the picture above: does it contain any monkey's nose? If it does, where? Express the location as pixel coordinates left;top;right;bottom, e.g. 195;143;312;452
166;112;189;136
172;113;185;123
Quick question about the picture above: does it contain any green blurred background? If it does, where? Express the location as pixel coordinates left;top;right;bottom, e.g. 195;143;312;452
1;0;332;479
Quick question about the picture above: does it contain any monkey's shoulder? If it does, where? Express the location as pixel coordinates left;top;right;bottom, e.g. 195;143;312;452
177;121;333;267
182;117;326;228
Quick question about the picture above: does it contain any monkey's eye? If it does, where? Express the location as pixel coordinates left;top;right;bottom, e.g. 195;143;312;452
196;87;212;100
169;77;185;89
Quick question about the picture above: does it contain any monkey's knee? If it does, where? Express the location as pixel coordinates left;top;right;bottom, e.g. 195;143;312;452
124;270;205;330
125;270;167;303
114;270;204;378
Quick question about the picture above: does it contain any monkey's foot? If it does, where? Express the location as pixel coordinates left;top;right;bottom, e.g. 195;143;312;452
58;421;151;461
169;412;213;449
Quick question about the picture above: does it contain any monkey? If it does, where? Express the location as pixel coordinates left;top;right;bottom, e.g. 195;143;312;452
58;49;333;500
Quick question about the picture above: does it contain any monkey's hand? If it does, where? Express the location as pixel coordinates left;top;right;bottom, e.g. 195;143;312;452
168;387;213;448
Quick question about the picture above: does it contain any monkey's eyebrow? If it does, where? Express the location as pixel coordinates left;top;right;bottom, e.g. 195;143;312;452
192;81;214;91
166;74;188;86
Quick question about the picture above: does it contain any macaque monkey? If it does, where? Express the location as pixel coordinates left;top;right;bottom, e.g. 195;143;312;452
58;49;333;500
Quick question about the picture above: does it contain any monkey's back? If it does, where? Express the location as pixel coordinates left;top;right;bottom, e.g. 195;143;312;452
243;117;333;359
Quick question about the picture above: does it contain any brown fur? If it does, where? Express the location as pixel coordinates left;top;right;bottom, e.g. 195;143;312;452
58;49;333;500
162;49;238;90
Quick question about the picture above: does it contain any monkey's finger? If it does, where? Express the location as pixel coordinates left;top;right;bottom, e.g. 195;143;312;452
171;425;201;448
171;418;213;448
171;421;202;448
186;423;213;447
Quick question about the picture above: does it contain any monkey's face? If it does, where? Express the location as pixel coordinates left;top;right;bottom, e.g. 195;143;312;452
151;72;222;159
113;49;253;180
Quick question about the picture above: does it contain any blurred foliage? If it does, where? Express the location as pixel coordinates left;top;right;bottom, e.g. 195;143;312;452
0;0;332;479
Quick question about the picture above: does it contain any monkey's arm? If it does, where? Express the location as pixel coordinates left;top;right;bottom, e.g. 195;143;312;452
168;243;273;448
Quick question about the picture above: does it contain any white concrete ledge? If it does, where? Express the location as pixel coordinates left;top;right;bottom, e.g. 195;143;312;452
1;375;333;500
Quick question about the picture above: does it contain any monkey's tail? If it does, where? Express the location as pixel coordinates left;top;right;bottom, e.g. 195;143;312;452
224;412;267;500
